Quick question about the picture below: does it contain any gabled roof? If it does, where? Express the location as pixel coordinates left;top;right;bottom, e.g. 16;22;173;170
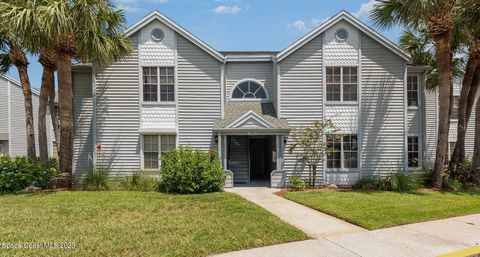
125;10;225;62
277;11;411;62
1;74;40;96
227;110;274;129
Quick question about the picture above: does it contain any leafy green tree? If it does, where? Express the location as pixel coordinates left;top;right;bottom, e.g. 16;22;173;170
288;120;336;188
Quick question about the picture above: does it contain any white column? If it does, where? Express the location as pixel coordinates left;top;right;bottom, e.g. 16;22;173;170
276;135;283;170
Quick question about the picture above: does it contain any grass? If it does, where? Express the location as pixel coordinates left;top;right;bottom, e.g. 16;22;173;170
283;189;480;230
0;191;308;257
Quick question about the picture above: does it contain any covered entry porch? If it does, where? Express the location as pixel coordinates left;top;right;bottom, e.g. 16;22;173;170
213;102;290;187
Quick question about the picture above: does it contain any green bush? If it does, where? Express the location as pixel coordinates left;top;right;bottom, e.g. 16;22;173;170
0;155;58;193
82;169;110;191
120;173;159;191
353;172;421;192
159;146;225;194
289;177;306;191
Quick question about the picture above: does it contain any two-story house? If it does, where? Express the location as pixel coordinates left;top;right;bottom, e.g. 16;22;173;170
71;10;477;187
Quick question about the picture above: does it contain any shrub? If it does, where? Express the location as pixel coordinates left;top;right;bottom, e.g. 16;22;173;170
159;146;225;194
82;169;110;191
289;177;306;191
0;155;57;193
353;172;421;192
120;173;159;191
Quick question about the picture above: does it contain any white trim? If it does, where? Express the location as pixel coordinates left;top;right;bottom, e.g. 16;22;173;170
276;63;281;118
174;32;180;147
92;63;98;171
225;55;274;62
138;128;177;134
321;33;326;184
226;110;274;129
357;31;363;178
403;64;408;171
407;134;422;169
7;80;11;154
220;63;225;119
277;11;410;62
125;10;224;62
229;78;271;102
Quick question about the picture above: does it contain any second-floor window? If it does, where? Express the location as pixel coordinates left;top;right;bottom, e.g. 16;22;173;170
326;67;357;102
451;96;460;120
407;75;418;107
142;67;175;102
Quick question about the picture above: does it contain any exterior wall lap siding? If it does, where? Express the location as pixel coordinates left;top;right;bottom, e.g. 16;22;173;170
361;35;406;177
95;36;140;176
177;35;221;151
279;35;323;185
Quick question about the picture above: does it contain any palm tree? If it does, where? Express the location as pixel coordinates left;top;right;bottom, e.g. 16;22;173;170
36;0;132;179
371;0;457;189
0;30;37;160
0;0;60;161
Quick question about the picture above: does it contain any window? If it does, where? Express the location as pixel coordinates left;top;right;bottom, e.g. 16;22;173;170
231;80;268;100
143;135;176;169
142;67;175;102
451;96;460;120
407;75;418;107
448;142;456;161
326;67;357;102
408;136;419;168
0;140;8;154
327;134;358;169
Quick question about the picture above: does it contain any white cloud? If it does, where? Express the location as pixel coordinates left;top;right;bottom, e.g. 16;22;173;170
353;0;376;19
289;17;328;34
114;0;167;13
116;3;145;13
213;5;243;14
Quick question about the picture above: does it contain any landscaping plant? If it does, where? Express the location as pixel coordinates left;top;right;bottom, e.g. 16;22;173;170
120;173;159;192
82;169;110;191
159;146;225;193
0;155;57;193
289;177;306;191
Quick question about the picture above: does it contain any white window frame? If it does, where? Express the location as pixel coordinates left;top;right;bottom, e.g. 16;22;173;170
326;66;358;104
451;95;460;121
141;134;177;171
407;74;420;109
229;78;270;102
141;66;176;105
326;134;359;172
407;135;421;169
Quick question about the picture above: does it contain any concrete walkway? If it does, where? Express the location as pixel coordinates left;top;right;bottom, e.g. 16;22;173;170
217;187;480;257
227;187;366;238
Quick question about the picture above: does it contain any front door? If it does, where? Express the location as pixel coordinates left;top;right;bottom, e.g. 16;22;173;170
249;139;265;180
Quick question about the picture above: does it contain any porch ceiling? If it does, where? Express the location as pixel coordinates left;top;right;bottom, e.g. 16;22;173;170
213;102;290;133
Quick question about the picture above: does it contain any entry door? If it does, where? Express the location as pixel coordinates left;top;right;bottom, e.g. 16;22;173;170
250;139;265;179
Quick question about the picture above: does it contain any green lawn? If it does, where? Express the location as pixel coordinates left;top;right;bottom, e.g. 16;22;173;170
284;189;480;230
0;191;307;257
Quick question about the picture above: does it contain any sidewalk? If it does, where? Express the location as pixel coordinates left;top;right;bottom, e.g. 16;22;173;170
227;187;366;238
218;187;480;257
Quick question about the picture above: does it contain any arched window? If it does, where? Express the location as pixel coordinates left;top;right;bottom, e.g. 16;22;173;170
231;79;269;100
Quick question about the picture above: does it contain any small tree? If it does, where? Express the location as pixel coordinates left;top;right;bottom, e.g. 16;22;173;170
288;120;336;188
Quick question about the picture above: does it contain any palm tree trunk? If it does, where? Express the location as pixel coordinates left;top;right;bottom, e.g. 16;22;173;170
471;96;480;184
9;45;36;161
57;51;74;180
432;35;453;189
38;68;50;162
451;54;480;167
48;80;60;158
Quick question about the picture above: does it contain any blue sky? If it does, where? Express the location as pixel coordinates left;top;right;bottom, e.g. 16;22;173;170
7;0;402;88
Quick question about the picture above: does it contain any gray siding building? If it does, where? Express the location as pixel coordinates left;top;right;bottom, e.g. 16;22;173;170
71;11;476;187
0;74;53;157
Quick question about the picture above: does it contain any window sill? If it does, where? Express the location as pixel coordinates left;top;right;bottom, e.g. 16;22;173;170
141;101;176;107
325;101;358;106
326;168;359;173
407;106;418;111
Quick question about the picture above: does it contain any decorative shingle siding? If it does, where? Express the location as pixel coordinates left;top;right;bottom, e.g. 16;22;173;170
360;35;406;177
73;69;93;177
279;34;323;185
324;106;358;133
323;21;359;65
140;106;176;131
139;20;175;66
95;36;140;175
177;35;221;151
225;62;274;102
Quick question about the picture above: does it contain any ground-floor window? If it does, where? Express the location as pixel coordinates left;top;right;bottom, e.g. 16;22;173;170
0;140;8;154
407;136;419;168
326;134;358;169
447;141;456;161
143;135;176;170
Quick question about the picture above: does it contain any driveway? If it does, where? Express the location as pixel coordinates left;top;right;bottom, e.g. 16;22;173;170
216;187;480;257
